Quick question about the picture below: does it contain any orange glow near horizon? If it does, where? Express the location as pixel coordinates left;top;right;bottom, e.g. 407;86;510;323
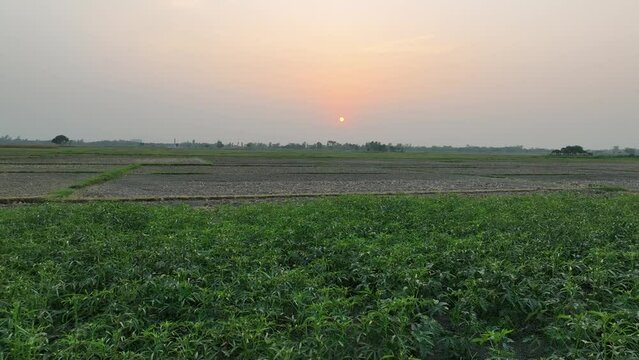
119;6;466;119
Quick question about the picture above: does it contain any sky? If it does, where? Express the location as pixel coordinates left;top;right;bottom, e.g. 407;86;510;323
1;0;638;148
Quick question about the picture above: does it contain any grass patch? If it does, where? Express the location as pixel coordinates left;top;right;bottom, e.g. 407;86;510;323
3;146;639;163
478;173;583;179
46;164;141;199
1;194;638;358
68;164;140;190
0;145;608;161
588;184;628;192
46;188;74;199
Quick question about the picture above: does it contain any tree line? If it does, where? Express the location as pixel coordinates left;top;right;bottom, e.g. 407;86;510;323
0;134;636;156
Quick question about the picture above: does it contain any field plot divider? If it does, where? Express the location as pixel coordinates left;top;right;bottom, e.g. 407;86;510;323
46;163;143;200
51;187;583;203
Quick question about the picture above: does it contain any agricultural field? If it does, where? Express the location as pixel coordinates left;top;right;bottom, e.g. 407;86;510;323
1;147;639;359
1;147;638;203
1;194;638;358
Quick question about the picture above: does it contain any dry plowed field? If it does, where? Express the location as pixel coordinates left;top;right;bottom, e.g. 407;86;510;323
1;152;638;202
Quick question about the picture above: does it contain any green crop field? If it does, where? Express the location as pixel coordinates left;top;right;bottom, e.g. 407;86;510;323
1;194;638;359
2;145;637;162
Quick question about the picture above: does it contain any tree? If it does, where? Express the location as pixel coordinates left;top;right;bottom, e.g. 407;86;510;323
561;145;586;154
365;141;387;152
51;135;69;145
624;148;636;156
215;140;224;148
550;145;592;156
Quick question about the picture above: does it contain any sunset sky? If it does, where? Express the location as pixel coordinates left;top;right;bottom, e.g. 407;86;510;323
1;0;638;148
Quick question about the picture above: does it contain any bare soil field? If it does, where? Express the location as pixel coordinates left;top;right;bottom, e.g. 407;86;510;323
0;164;116;173
0;173;94;197
0;155;208;165
1;151;638;202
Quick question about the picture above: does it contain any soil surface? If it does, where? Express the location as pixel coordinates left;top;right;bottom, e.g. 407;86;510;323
1;154;638;200
0;173;94;197
78;157;639;198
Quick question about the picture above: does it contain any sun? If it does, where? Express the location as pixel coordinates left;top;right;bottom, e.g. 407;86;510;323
339;116;345;123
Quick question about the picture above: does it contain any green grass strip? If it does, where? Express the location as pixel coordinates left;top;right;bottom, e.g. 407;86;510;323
47;188;74;199
588;184;628;192
69;164;141;189
47;164;141;200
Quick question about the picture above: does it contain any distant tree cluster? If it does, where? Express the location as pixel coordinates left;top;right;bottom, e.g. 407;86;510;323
550;145;593;156
51;135;70;145
1;133;635;157
142;140;638;157
0;135;53;146
611;146;637;157
364;141;405;152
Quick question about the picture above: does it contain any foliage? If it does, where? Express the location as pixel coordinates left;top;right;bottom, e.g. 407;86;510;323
1;194;638;358
366;141;388;152
472;328;515;359
51;135;70;145
365;141;404;152
551;145;593;156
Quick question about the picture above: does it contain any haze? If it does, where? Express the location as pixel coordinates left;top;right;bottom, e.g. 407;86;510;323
1;0;638;148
